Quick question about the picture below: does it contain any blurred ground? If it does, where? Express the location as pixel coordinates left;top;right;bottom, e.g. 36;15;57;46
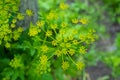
86;61;113;80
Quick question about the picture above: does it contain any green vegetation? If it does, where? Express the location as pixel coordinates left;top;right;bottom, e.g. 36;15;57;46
0;0;120;80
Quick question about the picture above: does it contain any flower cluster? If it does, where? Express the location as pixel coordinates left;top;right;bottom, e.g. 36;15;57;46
62;61;70;70
0;1;98;79
35;55;51;74
76;62;85;70
72;17;89;25
0;0;24;48
28;23;41;36
26;2;98;73
59;2;69;10
9;55;23;68
26;9;33;16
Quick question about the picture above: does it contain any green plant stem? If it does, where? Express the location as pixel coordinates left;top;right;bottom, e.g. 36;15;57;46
43;36;47;45
67;54;76;65
39;39;51;43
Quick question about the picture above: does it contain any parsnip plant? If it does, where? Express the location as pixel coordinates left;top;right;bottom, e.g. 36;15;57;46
0;0;97;80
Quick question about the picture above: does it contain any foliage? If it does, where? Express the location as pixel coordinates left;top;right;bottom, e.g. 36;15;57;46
104;33;120;78
103;0;120;24
0;0;97;80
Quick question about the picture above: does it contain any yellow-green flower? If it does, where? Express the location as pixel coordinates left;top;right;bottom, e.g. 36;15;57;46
73;40;79;45
66;43;71;48
13;33;20;41
36;21;45;27
46;11;58;20
79;46;87;54
61;22;67;28
51;24;58;29
40;55;48;65
62;48;68;55
5;42;10;48
28;27;38;36
60;43;65;48
41;45;49;53
17;27;24;32
46;14;53;20
72;18;79;24
26;9;33;16
12;19;17;23
68;49;75;56
64;38;69;42
85;29;97;44
52;40;57;46
17;13;24;20
55;50;62;57
68;35;74;40
12;6;18;11
13;29;22;40
59;29;66;35
35;55;50;75
79;34;86;42
62;61;69;70
28;23;40;36
11;23;15;28
80;18;88;24
4;36;9;42
72;30;78;35
9;55;23;68
59;2;69;10
46;30;52;37
76;62;85;70
56;36;62;42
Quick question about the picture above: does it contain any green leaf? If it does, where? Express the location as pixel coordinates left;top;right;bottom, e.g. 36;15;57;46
41;73;53;80
30;49;36;56
54;68;64;80
11;71;19;80
112;57;120;67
